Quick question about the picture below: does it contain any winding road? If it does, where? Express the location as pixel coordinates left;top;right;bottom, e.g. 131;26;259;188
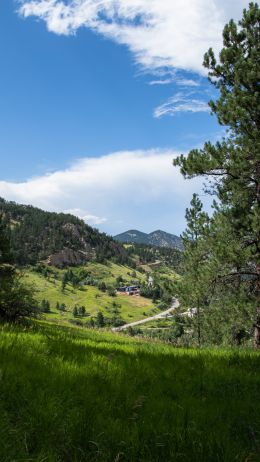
112;298;180;331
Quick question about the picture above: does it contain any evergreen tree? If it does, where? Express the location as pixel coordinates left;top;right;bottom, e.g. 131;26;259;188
96;311;105;327
177;195;211;346
87;318;95;328
78;306;86;317
174;3;260;347
0;216;38;322
81;306;86;316
61;273;68;292
97;281;107;292
41;299;50;313
0;196;130;266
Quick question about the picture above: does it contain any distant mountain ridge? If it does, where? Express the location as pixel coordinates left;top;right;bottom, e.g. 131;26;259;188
114;229;183;250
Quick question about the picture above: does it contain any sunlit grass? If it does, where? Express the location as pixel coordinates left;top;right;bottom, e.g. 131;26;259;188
24;269;156;324
0;321;259;461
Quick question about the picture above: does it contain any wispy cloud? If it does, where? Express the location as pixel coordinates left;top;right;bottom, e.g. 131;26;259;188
18;0;249;75
149;79;174;86
154;93;209;118
64;208;107;225
175;79;200;87
0;149;206;235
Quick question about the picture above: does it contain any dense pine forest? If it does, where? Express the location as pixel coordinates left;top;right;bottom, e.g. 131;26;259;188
0;197;129;265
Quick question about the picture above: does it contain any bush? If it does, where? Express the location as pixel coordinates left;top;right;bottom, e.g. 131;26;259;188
97;281;107;292
96;311;105;327
41;299;50;313
157;301;169;311
107;287;116;297
0;267;38;323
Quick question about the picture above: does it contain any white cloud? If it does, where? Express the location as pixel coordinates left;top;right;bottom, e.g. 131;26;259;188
176;79;200;87
64;208;107;225
149;79;174;86
0;149;206;235
18;0;249;75
154;93;209;118
149;76;200;88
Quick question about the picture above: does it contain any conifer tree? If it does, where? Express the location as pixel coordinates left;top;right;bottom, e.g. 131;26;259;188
174;3;260;346
96;311;105;327
0;217;38;322
178;195;210;346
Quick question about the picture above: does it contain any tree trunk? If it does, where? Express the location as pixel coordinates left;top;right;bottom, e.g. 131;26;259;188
197;301;201;348
253;309;260;349
254;263;260;349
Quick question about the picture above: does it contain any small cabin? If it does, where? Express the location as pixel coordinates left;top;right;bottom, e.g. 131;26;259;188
116;285;140;296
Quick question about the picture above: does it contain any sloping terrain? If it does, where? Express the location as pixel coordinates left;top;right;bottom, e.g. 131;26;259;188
114;229;183;250
0;322;259;462
0;197;128;266
25;263;158;325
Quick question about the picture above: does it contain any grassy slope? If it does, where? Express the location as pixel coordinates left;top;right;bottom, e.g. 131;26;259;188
24;263;157;324
0;322;259;462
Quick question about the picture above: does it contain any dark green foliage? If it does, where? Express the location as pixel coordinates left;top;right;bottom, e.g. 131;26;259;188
111;317;125;327
140;280;172;306
41;299;50;313
79;306;86;316
139;284;154;298
126;242;183;272
73;305;86;317
97;281;107;292
0;217;38;323
174;3;260;347
96;311;105;327
107;286;116;297
144;322;185;343
87;318;95;328
61;273;68;292
157;301;170;311
177;194;211;346
116;275;124;284
0;197;129;266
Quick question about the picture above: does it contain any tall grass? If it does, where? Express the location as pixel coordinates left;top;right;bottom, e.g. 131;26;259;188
0;322;259;461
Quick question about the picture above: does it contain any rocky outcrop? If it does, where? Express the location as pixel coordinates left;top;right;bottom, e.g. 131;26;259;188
47;247;95;268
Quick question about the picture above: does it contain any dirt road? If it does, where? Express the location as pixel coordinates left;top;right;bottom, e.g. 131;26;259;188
112;298;180;331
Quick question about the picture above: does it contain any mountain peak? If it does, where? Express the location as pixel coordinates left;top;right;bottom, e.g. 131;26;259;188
114;229;183;250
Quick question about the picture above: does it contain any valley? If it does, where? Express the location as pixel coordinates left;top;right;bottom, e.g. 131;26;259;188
0;3;259;462
24;262;166;326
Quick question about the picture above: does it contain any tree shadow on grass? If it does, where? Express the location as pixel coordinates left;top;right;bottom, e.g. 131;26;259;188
1;323;260;462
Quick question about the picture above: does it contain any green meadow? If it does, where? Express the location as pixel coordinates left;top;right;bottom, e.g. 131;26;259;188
24;267;158;324
0;321;259;462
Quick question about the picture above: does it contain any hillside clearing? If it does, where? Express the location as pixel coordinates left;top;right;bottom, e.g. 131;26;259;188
24;269;157;324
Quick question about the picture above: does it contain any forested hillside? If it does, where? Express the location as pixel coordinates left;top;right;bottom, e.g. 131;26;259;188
125;242;182;273
0;198;129;266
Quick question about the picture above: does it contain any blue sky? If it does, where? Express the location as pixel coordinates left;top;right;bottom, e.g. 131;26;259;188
0;0;248;235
